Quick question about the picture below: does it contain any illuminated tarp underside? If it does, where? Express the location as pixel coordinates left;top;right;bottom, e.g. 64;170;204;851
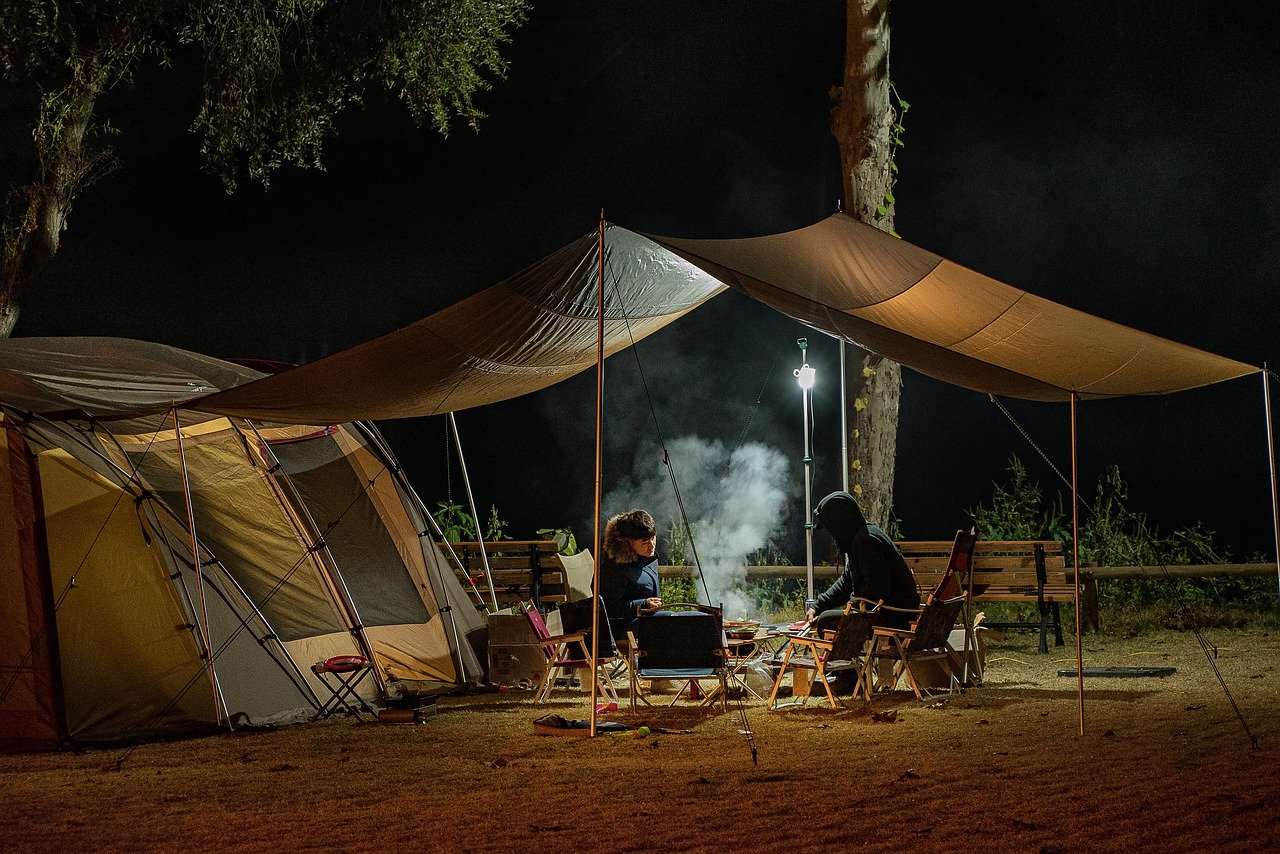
191;217;1253;424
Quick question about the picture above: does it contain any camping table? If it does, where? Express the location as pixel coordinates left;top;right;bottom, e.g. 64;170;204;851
759;623;823;699
721;627;789;701
310;655;378;721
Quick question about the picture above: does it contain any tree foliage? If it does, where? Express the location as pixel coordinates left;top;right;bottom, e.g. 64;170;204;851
0;0;528;334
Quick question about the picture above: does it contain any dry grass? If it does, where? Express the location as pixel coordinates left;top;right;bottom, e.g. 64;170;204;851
4;629;1280;852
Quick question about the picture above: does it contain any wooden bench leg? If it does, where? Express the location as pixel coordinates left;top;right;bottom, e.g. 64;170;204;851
1052;601;1064;647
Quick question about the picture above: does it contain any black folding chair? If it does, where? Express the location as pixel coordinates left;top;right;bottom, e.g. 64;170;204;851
628;604;728;711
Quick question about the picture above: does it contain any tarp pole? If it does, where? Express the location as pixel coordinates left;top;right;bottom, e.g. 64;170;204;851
590;213;606;738
1071;392;1084;736
448;412;499;612
840;338;849;493
171;407;229;729
1263;366;1280;596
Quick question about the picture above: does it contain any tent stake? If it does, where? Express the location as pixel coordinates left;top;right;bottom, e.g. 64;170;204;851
1071;392;1084;736
449;412;499;612
1263;366;1280;596
172;407;229;729
590;212;606;738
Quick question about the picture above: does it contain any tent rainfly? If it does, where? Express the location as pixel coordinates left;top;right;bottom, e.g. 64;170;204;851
0;338;484;752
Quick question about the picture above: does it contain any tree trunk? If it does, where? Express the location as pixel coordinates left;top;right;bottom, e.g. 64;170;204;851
1;80;106;339
830;0;902;528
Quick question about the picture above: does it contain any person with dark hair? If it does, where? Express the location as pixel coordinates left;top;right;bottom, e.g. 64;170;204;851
599;508;663;640
805;490;918;631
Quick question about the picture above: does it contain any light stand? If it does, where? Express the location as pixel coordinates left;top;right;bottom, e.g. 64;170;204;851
794;339;817;601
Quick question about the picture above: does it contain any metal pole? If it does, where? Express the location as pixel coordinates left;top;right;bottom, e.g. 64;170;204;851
1071;392;1084;736
1263;366;1280;596
448;412;499;612
840;339;849;493
590;213;606;738
353;421;474;683
798;338;815;601
172;408;228;728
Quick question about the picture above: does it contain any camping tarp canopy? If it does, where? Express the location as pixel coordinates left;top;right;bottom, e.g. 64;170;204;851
192;214;1256;426
194;227;727;424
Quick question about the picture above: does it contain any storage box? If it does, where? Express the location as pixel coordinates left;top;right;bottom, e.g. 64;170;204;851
489;643;547;687
488;612;539;646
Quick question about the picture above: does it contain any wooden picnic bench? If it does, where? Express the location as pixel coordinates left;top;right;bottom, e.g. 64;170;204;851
449;540;566;610
898;538;1098;653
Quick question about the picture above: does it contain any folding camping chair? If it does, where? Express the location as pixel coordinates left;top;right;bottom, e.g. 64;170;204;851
523;600;619;705
557;550;595;602
768;597;881;710
868;594;968;700
923;529;981;684
311;654;378;720
628;604;728;711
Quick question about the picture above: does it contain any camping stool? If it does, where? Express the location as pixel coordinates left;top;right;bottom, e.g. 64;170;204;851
311;654;378;721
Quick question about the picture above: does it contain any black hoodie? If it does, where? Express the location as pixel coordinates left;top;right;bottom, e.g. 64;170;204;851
812;491;918;629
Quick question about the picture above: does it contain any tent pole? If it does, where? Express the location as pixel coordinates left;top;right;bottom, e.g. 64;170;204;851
448;412;499;612
171;408;229;729
840;338;849;493
354;422;475;686
242;421;387;695
1070;392;1084;736
590;213;606;738
1263;366;1280;596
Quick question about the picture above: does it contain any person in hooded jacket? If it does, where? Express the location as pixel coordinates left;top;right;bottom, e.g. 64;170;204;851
804;490;919;631
598;508;663;643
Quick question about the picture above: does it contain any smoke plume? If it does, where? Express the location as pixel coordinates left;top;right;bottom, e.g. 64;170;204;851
603;435;790;618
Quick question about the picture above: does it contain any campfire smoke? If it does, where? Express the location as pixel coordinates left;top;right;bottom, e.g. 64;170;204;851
603;435;790;618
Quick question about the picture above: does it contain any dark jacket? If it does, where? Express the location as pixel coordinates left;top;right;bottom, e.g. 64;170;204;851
813;491;918;629
597;516;660;637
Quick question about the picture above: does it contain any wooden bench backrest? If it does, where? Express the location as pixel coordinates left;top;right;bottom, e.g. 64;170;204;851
450;540;567;606
899;539;1069;599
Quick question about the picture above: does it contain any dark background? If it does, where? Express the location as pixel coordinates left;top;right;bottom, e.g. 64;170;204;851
6;2;1278;561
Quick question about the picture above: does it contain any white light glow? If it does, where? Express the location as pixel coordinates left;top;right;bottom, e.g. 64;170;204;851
794;363;816;390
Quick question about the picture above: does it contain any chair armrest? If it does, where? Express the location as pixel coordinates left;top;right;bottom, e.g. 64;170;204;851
541;631;587;645
873;626;916;639
787;636;833;653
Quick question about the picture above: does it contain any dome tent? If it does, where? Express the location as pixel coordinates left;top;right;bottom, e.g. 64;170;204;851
0;337;483;752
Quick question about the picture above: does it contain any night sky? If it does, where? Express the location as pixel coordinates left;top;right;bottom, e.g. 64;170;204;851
6;2;1279;560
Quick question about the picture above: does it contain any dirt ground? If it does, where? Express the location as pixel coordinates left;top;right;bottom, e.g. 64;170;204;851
3;628;1280;853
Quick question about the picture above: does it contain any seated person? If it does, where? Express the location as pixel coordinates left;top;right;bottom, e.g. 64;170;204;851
805;490;918;631
598;508;662;644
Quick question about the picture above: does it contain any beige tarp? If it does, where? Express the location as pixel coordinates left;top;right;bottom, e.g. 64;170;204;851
650;214;1256;401
192;216;1254;425
195;227;728;424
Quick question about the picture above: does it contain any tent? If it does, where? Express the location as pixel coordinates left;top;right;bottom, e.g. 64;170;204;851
0;338;484;752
